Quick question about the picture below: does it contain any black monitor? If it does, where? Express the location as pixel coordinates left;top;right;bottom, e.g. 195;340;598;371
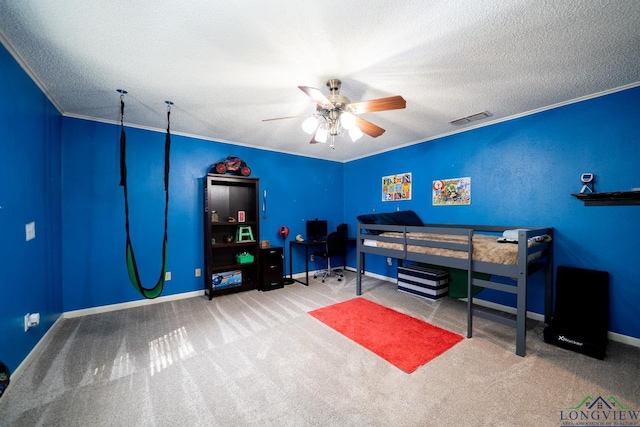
306;219;328;241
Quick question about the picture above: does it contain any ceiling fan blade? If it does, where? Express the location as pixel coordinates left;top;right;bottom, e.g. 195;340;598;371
355;117;385;138
262;114;313;122
348;95;406;114
309;129;320;144
298;86;334;109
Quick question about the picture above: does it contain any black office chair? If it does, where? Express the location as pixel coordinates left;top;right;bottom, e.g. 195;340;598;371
313;232;346;282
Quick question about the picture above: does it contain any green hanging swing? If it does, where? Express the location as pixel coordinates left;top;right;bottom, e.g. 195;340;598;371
118;90;172;299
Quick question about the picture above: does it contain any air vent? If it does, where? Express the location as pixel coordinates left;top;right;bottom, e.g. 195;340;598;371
449;111;492;125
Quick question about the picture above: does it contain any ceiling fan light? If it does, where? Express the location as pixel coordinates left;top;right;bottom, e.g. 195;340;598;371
301;116;318;134
316;127;328;143
341;112;356;129
349;126;363;141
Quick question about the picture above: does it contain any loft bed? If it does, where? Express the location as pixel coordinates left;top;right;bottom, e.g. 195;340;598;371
355;211;553;357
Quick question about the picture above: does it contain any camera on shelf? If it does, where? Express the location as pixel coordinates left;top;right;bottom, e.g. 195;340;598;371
580;173;594;194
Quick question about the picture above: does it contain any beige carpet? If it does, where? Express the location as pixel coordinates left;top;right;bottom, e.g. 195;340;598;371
1;272;638;426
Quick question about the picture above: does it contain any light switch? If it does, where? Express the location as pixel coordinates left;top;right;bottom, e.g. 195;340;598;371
25;221;36;241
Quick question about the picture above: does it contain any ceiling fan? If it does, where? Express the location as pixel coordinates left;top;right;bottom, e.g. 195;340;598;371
263;79;406;148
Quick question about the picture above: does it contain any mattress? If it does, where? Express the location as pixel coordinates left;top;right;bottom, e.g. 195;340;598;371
362;232;551;265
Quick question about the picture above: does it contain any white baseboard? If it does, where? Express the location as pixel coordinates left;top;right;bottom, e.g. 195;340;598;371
5;290;205;395
608;331;640;347
470;298;640;347
348;268;395;283
464;297;546;322
357;271;640;348
6;314;65;397
7;277;639;395
63;290;204;319
63;277;640;349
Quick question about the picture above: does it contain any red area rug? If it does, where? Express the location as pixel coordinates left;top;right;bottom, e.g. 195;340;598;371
309;298;463;373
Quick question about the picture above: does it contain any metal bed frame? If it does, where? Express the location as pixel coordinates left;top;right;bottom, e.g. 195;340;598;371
355;223;553;356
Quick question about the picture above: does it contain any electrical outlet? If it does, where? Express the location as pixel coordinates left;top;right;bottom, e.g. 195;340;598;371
25;313;41;331
25;221;36;241
310;254;314;262
387;257;392;266
165;271;171;281
195;268;201;277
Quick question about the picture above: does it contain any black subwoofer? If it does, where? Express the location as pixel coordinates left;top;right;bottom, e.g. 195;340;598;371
543;266;609;359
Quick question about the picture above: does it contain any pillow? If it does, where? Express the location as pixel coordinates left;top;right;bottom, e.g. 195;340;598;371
356;210;424;234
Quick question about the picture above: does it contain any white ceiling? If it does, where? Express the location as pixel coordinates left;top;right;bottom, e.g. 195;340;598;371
1;1;639;162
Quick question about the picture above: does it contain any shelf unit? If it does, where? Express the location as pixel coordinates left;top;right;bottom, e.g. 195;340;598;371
204;174;260;299
571;191;640;206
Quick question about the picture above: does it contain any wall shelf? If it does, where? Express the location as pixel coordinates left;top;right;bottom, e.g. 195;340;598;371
571;191;640;206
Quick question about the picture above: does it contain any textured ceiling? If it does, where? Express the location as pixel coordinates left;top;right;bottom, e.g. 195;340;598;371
1;1;639;162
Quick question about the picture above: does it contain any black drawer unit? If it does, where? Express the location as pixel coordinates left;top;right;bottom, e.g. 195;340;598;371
260;247;284;291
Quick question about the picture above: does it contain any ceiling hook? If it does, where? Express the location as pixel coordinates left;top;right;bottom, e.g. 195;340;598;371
117;89;128;101
165;100;174;112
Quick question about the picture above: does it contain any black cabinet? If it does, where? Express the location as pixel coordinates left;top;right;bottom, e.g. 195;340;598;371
260;247;284;291
204;175;260;299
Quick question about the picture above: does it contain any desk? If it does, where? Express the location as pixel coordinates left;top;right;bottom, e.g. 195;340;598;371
289;238;356;286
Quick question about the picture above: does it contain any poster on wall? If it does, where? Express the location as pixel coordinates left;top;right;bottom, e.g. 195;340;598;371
382;172;412;201
432;177;471;206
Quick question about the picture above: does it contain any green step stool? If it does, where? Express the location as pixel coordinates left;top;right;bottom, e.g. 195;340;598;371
236;225;254;242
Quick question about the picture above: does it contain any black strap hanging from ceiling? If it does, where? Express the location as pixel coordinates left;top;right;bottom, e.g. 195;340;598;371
118;91;171;299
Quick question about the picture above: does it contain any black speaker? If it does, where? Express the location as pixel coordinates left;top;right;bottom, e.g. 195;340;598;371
543;266;609;359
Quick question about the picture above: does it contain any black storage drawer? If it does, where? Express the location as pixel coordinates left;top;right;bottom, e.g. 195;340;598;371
260;247;284;291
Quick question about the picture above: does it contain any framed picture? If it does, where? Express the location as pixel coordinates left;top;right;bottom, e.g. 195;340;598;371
238;210;246;222
433;177;471;206
382;172;412;201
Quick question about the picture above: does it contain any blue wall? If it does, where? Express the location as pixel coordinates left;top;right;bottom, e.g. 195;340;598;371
61;119;344;311
345;87;640;340
2;36;639;376
0;45;63;373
